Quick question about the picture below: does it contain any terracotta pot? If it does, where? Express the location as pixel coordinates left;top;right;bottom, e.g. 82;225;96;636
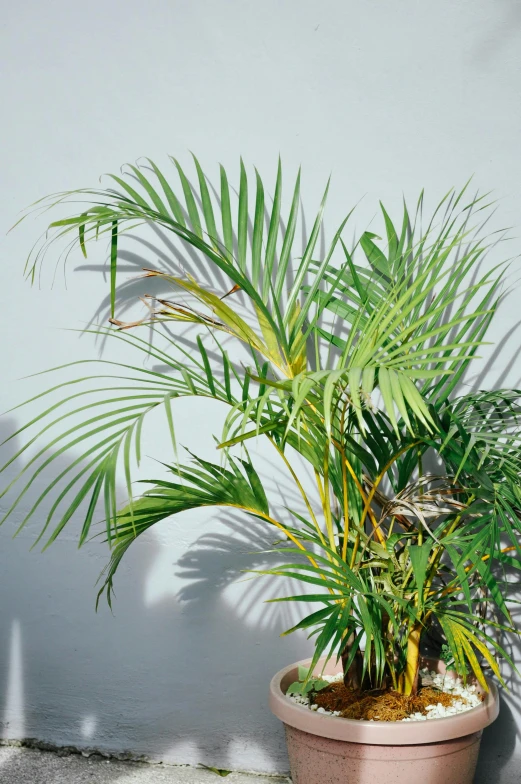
269;656;499;784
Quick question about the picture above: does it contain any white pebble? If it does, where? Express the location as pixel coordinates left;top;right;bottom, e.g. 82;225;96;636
285;671;483;722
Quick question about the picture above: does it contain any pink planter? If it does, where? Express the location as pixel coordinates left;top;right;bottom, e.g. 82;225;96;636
269;657;499;784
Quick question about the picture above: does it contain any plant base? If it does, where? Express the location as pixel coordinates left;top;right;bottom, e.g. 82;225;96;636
308;680;480;721
270;657;499;784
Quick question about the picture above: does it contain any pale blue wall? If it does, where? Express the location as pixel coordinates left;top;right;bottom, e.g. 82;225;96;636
1;1;521;777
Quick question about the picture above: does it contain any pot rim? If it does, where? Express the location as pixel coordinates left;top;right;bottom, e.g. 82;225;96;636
269;655;499;746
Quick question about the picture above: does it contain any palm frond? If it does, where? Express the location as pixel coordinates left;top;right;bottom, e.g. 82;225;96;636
5;157;520;694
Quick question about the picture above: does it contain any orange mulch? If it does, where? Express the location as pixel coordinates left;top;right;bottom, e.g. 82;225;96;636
311;682;473;721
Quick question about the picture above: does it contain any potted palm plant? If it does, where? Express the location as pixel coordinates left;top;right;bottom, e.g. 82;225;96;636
3;157;520;784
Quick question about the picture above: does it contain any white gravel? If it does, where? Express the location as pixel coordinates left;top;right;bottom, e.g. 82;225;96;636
402;669;482;721
287;668;483;722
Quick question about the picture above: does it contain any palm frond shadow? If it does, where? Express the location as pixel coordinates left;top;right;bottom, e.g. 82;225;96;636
175;511;312;633
69;165;519;399
0;419;301;772
78;235;233;335
79;164;305;333
7;155;521;772
475;692;518;782
466;319;521;391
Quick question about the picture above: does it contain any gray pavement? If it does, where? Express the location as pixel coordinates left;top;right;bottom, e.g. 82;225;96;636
2;744;521;783
0;746;290;784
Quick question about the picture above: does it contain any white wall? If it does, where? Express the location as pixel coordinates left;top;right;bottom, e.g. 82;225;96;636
1;0;521;778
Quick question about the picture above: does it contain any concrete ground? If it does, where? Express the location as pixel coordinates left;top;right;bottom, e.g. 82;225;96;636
0;746;290;784
1;744;521;783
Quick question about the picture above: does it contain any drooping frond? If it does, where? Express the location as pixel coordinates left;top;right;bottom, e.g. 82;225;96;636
4;157;519;694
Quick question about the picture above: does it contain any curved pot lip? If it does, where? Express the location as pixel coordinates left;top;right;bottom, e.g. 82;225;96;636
269;656;499;746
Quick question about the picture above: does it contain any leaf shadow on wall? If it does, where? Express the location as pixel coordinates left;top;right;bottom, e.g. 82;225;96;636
0;178;321;773
74;212;521;771
0;414;312;774
3;188;521;774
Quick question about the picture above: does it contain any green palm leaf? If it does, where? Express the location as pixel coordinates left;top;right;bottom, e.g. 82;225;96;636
5;157;520;695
